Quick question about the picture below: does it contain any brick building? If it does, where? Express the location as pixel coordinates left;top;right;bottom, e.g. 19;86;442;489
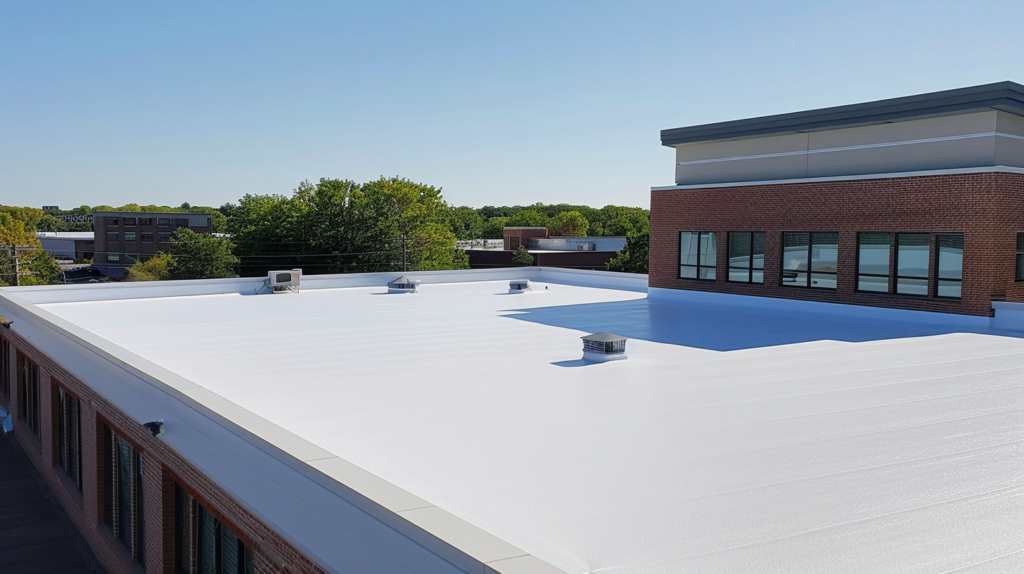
650;81;1024;316
94;212;213;279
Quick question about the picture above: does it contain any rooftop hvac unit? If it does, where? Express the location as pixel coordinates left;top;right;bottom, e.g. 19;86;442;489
269;269;301;293
581;332;628;362
509;279;531;293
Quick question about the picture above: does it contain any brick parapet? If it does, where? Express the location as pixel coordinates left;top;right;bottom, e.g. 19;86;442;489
649;172;1024;316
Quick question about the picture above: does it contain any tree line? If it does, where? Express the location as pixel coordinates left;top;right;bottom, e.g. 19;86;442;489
0;176;649;285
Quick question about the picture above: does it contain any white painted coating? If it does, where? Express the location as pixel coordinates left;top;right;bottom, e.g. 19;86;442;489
28;278;1024;574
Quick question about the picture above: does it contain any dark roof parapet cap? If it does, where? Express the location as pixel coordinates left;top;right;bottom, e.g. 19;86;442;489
661;81;1024;146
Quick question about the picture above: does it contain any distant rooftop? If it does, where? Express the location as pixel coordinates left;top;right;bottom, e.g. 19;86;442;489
662;81;1024;146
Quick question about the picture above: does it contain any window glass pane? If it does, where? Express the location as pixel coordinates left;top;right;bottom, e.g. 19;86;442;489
221;528;240;574
679;232;698;266
751;269;764;284
751;232;765;269
1017;254;1024;281
198;507;217;574
728;268;750;282
698;267;716;280
729;233;751;268
810;232;838;273
107;254;120;263
858;233;890;275
679;266;697;279
937;280;961;298
107;232;119;242
782;233;809;272
937;235;963;280
1017;233;1024;253
897;234;929;278
699;232;716;266
858;276;888;292
125;232;136;242
175;486;192;574
783;271;807;285
124;218;136;226
117;438;132;548
896;276;928;296
810;273;837;289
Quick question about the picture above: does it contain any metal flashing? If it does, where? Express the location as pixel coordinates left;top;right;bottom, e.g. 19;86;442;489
661;81;1024;146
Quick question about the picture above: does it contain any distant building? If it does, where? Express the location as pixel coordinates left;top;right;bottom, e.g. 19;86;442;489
93;212;212;278
502;226;548;250
35;232;95;261
464;228;626;270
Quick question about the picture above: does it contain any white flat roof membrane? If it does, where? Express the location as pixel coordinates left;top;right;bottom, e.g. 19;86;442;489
41;281;1024;574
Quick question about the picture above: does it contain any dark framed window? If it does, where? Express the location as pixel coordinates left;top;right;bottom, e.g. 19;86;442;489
17;352;40;436
727;232;765;283
139;218;153;226
57;386;82;491
172;218;189;228
0;336;9;400
123;217;137;226
781;232;837;289
896;234;929;296
107;253;121;263
106;232;119;243
175;484;253;574
125;232;137;242
1016;234;1024;281
158;218;171;228
159;232;171;243
936;234;963;299
141;233;154;243
857;233;891;293
106;429;144;565
105;217;119;226
679;231;716;280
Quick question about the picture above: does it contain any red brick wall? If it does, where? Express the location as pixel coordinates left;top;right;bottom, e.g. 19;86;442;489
1;328;325;574
650;172;1024;317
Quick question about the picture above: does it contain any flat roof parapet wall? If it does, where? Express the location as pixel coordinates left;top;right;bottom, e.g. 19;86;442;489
1;267;648;304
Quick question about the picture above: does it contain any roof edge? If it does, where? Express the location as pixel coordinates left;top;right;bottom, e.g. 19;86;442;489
661;81;1024;146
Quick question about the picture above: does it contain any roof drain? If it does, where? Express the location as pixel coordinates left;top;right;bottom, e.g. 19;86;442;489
581;332;628;362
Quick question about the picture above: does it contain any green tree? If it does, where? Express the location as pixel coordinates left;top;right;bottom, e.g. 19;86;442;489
481;216;509;239
506;209;548;228
548;211;589;236
0;212;62;285
449;206;485;240
126;252;173;281
167;228;239;280
37;214;70;232
605;231;649;274
511;245;534;267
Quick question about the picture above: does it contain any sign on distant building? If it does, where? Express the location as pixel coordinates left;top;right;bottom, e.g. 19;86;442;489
55;214;94;223
42;205;60;211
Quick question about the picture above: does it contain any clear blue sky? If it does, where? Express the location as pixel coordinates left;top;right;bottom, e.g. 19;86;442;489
3;1;1023;210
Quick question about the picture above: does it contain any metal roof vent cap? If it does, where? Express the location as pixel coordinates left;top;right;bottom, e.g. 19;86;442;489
388;276;420;294
509;279;531;294
582;332;627;362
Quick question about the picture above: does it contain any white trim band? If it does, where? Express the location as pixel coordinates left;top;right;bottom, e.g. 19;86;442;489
652;166;1024;191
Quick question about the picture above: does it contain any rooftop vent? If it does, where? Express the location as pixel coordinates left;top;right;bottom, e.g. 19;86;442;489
388;276;420;294
269;269;301;294
509;279;531;294
581;332;627;362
